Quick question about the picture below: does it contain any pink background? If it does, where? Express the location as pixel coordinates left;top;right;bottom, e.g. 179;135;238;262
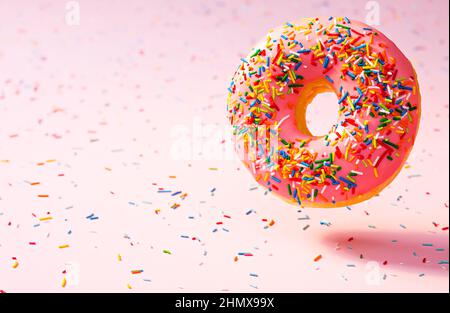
0;0;448;292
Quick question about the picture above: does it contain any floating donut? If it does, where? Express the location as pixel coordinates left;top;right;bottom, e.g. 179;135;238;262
227;17;421;208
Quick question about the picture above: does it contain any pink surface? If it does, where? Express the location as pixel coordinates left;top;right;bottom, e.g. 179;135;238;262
0;0;448;292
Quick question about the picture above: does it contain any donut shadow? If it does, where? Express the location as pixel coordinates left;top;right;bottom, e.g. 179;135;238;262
320;230;449;276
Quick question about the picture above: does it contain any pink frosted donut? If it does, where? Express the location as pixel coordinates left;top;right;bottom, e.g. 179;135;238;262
227;17;421;208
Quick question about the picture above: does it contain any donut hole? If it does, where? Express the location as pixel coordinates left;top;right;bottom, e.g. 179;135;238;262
305;92;338;137
295;79;338;138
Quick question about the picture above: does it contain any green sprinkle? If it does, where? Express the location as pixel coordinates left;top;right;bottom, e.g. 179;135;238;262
383;139;399;149
336;24;350;29
250;49;261;58
281;139;290;146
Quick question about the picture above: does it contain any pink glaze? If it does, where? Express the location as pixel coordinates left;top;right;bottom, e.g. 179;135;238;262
227;17;421;207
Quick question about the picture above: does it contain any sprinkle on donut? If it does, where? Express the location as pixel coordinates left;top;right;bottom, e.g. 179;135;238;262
227;17;421;207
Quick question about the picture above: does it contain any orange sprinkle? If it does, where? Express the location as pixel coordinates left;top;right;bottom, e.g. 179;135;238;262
373;167;379;178
314;255;322;262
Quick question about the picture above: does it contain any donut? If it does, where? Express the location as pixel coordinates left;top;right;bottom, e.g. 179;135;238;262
227;17;421;208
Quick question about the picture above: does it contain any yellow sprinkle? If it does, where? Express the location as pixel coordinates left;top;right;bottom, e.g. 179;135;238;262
39;216;53;221
59;244;70;249
288;70;296;83
345;145;350;160
276;52;284;65
263;80;270;93
127;284;132;289
118;254;122;262
12;261;19;269
62;277;67;288
321;169;326;182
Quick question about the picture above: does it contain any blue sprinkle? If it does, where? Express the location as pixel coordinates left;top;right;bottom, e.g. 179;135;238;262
325;75;334;83
339;176;357;187
323;56;330;68
338;91;348;104
271;176;281;183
